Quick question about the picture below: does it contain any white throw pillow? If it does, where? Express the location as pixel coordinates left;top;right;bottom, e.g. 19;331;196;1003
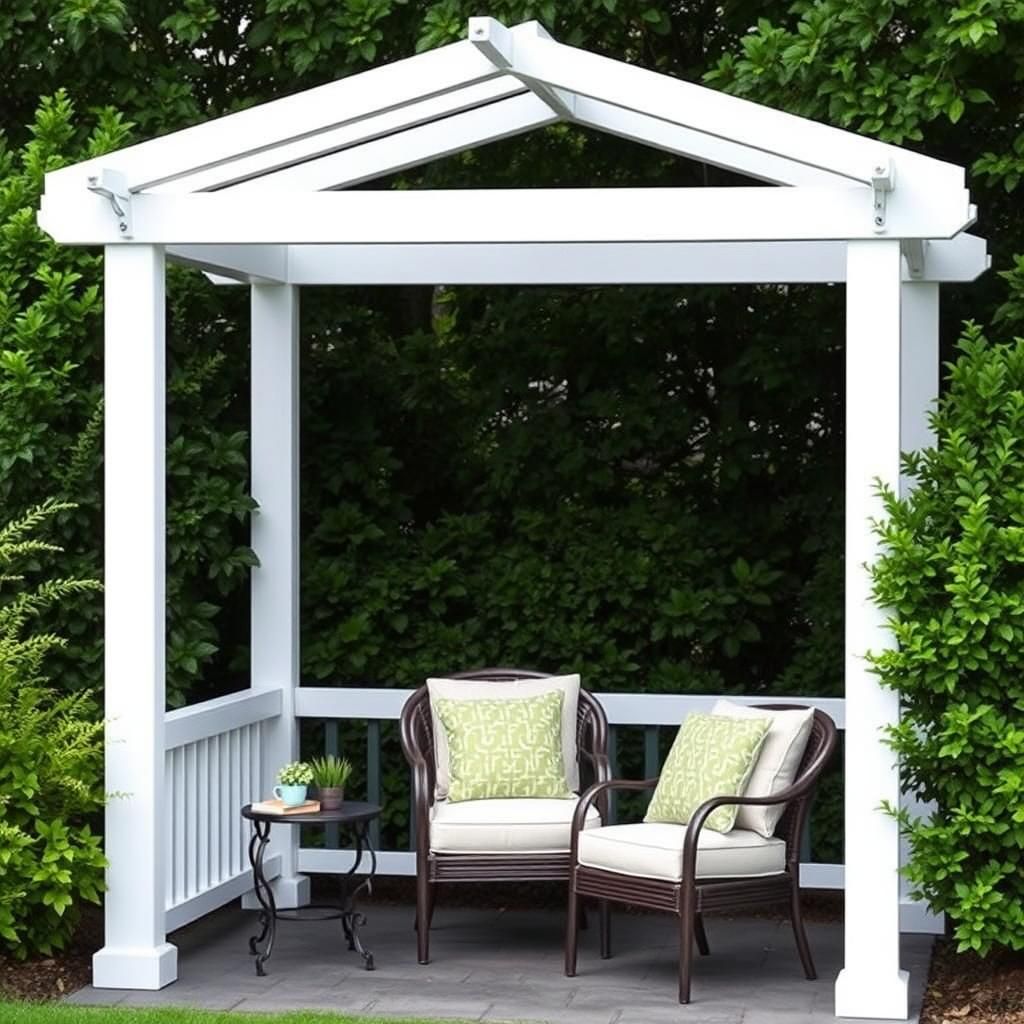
711;700;814;838
427;674;581;799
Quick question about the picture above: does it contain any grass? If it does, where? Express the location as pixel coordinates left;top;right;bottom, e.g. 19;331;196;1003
0;1005;467;1024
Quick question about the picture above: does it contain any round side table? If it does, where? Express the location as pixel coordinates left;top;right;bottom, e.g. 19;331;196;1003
241;801;381;976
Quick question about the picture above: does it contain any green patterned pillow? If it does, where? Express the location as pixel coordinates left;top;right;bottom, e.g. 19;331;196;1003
434;690;573;802
644;713;771;833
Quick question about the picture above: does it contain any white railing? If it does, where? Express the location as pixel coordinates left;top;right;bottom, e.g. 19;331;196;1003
163;689;282;930
157;685;938;937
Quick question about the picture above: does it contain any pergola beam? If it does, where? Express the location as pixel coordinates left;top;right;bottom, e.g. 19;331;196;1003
497;19;964;193
45;39;505;193
150;79;526;194
39;186;975;246
570;96;853;188
166;244;288;283
273;235;988;285
224;92;555;194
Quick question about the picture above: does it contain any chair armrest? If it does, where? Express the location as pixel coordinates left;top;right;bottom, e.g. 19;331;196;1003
570;777;658;862
680;774;821;880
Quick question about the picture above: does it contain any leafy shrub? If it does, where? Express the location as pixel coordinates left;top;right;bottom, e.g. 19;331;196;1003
0;499;105;958
1;92;256;706
872;324;1024;954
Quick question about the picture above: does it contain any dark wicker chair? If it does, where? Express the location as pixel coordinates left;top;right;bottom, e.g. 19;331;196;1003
565;705;838;1004
399;668;610;964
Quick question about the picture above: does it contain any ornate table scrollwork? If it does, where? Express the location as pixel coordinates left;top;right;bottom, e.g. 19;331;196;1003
242;801;382;977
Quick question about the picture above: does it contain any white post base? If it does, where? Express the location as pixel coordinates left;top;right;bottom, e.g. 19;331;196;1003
834;968;909;1020
92;943;178;990
241;874;310;910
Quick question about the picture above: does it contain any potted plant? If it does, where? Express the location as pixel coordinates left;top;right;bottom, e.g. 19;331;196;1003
310;754;353;811
274;761;313;807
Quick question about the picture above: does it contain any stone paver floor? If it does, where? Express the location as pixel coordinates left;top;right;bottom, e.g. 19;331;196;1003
68;901;933;1023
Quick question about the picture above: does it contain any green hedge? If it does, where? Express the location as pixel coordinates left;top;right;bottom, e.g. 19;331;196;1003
872;326;1024;954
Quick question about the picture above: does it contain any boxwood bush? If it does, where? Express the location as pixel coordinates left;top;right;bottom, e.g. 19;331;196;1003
872;324;1024;954
0;500;105;957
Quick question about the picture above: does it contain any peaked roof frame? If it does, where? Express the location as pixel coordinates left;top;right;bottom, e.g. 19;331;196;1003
38;17;986;286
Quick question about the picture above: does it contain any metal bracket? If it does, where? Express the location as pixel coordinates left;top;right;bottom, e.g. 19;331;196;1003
870;159;895;234
901;239;927;279
86;169;133;238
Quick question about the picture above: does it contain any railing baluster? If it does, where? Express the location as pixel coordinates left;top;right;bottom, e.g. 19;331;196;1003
240;726;251;873
222;732;230;881
643;725;659;778
325;720;339;849
197;738;210;895
643;725;659;810
164;751;173;908
185;742;197;899
173;746;185;905
367;720;381;847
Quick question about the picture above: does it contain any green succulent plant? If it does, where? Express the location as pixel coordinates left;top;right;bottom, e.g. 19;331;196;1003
310;755;353;789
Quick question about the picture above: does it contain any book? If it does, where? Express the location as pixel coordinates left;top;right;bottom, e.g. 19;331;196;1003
250;798;321;816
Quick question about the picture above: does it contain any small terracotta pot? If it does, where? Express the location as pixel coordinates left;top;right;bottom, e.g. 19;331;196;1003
318;786;344;811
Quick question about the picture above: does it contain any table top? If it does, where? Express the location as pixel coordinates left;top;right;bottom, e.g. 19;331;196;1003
242;801;381;825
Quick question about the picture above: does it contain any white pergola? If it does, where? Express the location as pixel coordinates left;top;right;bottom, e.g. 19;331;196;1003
39;17;986;1019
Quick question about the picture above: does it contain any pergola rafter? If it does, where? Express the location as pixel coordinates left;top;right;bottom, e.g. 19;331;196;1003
38;17;987;1020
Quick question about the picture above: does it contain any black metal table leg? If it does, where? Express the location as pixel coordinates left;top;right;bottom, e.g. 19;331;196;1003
247;820;277;976
341;822;377;970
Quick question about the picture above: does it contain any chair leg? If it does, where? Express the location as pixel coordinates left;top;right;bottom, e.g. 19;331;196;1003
790;883;816;980
565;884;580;977
695;912;710;956
426;883;436;931
577;899;589;931
678;887;696;1004
599;900;611;960
412;885;435;932
416;867;431;964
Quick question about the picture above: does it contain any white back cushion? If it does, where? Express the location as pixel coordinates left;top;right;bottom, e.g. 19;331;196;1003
427;674;581;799
711;700;814;838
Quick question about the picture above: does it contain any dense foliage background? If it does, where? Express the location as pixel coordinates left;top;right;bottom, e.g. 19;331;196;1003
2;0;1024;939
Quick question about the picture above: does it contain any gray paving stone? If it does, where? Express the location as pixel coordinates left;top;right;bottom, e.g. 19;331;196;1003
64;902;933;1023
65;987;128;1006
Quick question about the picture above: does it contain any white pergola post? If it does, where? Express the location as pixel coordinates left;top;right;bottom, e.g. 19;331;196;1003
897;280;943;935
835;239;908;1019
244;283;310;908
92;245;178;990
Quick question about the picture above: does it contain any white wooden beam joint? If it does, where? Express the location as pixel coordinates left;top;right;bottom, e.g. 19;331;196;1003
902;239;926;279
469;17;574;119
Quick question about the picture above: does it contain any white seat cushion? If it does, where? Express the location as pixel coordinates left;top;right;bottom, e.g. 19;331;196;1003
577;822;785;882
430;797;601;854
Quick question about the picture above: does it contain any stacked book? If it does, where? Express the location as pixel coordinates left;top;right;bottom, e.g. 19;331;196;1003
251;798;321;815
